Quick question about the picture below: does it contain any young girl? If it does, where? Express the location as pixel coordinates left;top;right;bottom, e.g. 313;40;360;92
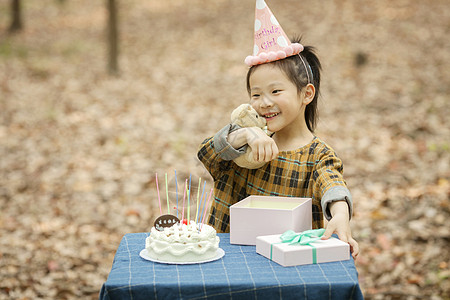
198;37;359;258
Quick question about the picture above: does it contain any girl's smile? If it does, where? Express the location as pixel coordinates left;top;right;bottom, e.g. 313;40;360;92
262;112;280;121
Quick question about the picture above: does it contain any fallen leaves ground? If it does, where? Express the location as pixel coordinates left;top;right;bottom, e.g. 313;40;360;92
0;0;449;299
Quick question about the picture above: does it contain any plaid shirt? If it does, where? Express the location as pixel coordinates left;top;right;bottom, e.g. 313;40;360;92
198;127;352;233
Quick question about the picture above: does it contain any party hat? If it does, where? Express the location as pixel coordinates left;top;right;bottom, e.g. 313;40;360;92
245;0;303;66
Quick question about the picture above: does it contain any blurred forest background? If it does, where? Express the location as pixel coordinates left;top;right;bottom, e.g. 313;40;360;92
0;0;449;299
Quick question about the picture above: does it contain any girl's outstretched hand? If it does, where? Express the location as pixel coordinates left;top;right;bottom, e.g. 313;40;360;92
321;201;359;258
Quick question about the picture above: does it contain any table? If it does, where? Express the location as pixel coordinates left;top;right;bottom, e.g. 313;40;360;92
99;233;363;300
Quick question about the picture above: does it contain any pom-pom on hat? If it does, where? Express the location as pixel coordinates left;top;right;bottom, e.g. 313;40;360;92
245;0;303;67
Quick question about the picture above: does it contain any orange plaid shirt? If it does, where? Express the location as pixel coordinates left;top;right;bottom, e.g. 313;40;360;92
198;128;352;233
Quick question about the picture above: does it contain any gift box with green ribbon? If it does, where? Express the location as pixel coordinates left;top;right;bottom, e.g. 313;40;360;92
256;229;350;267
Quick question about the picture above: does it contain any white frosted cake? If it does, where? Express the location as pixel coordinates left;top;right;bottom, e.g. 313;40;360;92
145;221;220;263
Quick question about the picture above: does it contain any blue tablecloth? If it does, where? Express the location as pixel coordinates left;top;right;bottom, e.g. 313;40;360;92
99;233;363;300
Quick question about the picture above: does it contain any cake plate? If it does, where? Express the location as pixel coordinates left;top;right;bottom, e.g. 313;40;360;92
139;248;225;265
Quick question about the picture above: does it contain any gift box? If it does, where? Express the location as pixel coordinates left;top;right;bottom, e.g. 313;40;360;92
256;229;350;267
230;196;311;245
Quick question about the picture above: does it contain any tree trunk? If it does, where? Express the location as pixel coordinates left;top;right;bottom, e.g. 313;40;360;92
107;0;119;75
9;0;23;33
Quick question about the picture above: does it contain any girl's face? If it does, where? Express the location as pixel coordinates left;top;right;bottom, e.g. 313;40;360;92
249;64;307;133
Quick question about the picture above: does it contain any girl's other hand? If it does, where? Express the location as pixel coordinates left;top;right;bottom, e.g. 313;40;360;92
322;201;360;258
245;127;279;162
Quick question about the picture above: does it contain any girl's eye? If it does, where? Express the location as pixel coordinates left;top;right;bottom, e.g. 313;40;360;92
272;89;281;94
252;94;260;98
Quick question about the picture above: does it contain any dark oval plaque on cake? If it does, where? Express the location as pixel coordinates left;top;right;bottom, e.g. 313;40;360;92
154;214;180;231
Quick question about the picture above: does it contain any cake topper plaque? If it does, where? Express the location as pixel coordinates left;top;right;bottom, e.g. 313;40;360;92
154;214;180;231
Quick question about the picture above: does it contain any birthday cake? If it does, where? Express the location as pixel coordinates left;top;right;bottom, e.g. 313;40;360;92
145;221;220;263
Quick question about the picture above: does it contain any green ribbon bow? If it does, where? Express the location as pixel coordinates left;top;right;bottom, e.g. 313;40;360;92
270;229;326;264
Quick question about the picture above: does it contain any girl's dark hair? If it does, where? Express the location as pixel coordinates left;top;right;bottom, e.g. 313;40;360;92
246;37;322;132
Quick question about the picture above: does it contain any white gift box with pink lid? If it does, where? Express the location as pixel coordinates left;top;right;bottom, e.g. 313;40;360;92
230;195;312;245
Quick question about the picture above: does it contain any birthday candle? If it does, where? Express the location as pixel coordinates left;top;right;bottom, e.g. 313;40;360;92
195;178;201;223
182;179;187;221
197;189;207;233
155;173;162;215
196;181;206;224
165;173;169;214
188;174;191;222
200;188;213;230
187;186;190;223
175;170;178;218
199;189;209;225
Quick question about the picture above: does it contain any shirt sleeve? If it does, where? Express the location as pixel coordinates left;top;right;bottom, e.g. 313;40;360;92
197;125;250;233
321;186;353;221
213;124;248;160
313;149;353;221
197;124;246;180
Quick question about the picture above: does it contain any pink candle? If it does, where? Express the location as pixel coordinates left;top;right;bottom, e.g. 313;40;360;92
200;188;213;231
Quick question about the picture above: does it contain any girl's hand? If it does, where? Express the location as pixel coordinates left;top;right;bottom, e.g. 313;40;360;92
245;127;279;162
322;201;360;258
228;127;279;162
